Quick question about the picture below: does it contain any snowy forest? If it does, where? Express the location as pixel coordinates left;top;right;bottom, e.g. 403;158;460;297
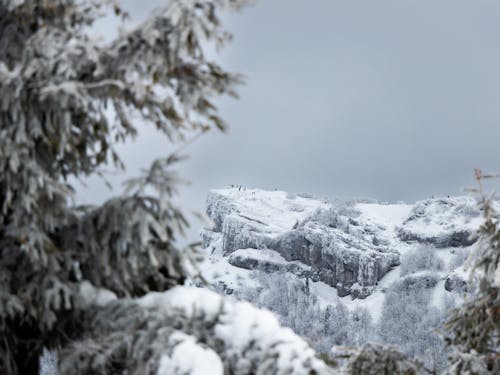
0;1;499;374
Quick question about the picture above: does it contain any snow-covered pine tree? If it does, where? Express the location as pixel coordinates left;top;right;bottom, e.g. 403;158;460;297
445;169;500;374
0;1;331;374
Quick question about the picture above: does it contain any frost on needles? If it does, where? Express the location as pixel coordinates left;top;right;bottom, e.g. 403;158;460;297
0;0;327;374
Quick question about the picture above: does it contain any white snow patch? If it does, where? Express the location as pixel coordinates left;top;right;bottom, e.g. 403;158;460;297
211;188;330;237
157;333;223;375
356;202;412;234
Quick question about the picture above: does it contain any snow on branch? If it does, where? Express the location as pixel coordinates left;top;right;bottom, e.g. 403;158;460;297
58;286;331;375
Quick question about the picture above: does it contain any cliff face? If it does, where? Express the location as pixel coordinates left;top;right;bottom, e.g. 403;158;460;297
202;188;480;299
275;223;399;298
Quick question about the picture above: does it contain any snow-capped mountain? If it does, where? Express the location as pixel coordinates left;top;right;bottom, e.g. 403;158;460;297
199;188;482;369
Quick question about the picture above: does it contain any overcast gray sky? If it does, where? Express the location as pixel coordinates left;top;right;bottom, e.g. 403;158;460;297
78;0;500;240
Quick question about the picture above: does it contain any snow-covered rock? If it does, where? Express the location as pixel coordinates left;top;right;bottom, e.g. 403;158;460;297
204;188;402;298
206;189;329;255
397;197;481;248
202;188;483;301
228;248;312;278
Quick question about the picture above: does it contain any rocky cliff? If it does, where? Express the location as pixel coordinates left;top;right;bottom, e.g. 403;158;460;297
201;188;481;299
